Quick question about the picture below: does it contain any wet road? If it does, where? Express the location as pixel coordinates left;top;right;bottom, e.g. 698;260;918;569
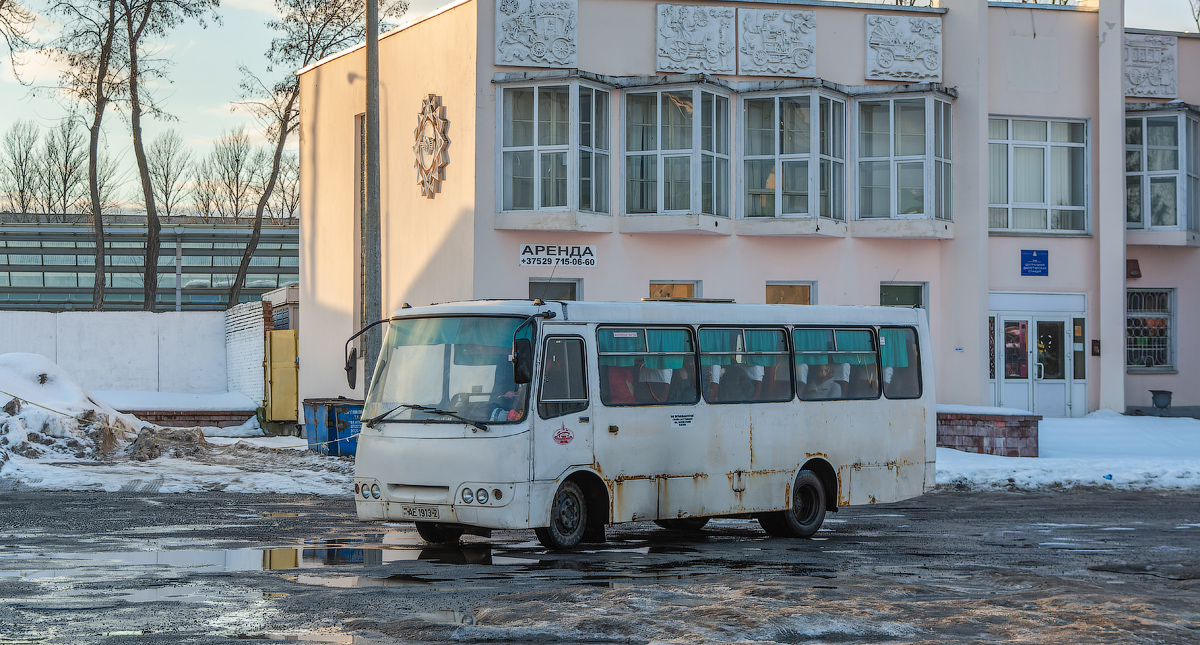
1;490;1198;644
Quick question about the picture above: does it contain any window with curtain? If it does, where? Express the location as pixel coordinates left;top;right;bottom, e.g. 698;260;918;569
596;326;697;406
856;96;951;220
743;93;845;220
1126;289;1173;371
879;327;921;399
988;117;1087;232
793;328;880;401
500;83;611;213
698;327;791;403
626;87;729;217
1125;112;1199;232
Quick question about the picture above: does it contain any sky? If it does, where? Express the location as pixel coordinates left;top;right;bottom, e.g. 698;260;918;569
0;0;1194;208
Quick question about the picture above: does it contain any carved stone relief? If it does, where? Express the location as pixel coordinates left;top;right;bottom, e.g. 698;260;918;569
656;4;735;74
865;14;941;82
413;94;449;199
1124;33;1177;99
737;9;815;77
495;0;577;68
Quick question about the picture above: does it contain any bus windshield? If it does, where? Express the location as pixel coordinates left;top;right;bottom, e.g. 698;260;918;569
364;316;531;425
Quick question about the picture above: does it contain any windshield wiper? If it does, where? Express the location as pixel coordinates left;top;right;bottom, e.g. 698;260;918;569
365;403;489;432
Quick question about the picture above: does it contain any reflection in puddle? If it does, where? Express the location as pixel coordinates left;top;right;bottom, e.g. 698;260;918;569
292;574;441;588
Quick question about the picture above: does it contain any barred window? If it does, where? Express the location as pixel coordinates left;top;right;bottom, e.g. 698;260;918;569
1127;289;1173;370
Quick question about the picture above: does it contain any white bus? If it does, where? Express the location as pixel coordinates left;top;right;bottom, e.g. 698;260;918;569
349;299;935;549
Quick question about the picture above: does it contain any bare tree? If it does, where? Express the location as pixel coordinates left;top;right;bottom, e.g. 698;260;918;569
1191;0;1199;33
210;126;254;220
0;0;34;71
1;120;39;213
39;118;89;216
189;153;218;220
118;0;219;310
267;150;299;220
146;129;191;218
226;0;407;306
42;0;128;309
87;145;124;213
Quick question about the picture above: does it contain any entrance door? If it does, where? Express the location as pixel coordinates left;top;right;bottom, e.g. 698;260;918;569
998;317;1070;416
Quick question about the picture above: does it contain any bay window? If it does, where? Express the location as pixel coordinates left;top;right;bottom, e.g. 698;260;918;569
857;96;951;221
988;117;1087;233
500;82;610;213
1125;111;1199;232
625;87;730;217
743;93;845;220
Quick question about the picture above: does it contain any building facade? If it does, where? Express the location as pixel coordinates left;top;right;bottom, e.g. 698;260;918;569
0;215;299;311
298;0;1198;417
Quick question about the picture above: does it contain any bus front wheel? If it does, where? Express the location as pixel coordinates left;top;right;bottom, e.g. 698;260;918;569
535;480;587;550
415;522;464;544
758;470;826;538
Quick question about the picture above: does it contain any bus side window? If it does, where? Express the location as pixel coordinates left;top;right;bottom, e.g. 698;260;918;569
880;327;921;399
834;329;880;400
699;327;791;403
538;337;589;419
597;326;698;406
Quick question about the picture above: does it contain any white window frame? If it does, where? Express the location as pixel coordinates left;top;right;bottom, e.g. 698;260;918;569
853;95;952;221
496;80;612;215
529;277;582;301
739;91;846;221
988;116;1089;234
622;85;732;217
1125;110;1199;233
880;281;927;309
1126;288;1175;372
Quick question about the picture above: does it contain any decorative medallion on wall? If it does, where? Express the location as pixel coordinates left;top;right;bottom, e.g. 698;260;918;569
864;14;942;82
495;0;577;68
1124;33;1177;99
656;4;735;74
737;9;815;77
413;94;449;199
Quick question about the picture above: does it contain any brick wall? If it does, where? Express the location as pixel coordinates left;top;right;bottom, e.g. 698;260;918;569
131;410;255;428
936;413;1041;457
225;302;266;406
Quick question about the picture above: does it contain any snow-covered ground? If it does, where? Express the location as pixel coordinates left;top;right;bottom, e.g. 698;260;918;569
92;390;258;412
2;352;1198;497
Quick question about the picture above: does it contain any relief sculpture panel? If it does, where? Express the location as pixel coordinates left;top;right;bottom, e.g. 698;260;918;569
495;0;577;68
737;8;815;77
865;14;941;83
657;4;736;75
1124;33;1177;99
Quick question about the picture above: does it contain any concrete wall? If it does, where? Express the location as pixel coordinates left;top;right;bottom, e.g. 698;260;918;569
0;311;227;393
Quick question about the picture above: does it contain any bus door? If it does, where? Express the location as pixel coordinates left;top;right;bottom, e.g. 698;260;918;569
532;331;595;484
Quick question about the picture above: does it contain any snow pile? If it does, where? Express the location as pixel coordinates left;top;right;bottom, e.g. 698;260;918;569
937;409;1200;491
0;353;351;495
0;353;148;467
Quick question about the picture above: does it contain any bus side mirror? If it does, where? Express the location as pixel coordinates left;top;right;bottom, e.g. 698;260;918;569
512;338;533;385
345;347;358;389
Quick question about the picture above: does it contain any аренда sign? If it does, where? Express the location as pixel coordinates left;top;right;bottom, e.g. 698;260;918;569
518;244;598;268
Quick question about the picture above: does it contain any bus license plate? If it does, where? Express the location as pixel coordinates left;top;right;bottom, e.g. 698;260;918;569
401;505;439;520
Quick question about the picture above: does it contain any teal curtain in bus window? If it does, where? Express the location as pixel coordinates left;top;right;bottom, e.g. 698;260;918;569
597;328;644;366
745;329;785;366
793;329;833;365
833;329;877;365
880;328;912;368
645;328;691;369
698;328;736;366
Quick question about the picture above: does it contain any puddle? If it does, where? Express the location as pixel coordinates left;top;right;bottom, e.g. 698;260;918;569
263;513;300;518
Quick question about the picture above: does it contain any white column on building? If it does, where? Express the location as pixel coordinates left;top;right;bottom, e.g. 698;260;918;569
939;0;990;406
1096;0;1126;411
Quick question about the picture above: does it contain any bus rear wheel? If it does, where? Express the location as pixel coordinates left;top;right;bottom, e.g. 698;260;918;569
757;470;826;538
654;517;711;531
415;522;464;544
535;480;587;550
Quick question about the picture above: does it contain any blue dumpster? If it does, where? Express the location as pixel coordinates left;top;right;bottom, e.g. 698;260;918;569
302;398;364;456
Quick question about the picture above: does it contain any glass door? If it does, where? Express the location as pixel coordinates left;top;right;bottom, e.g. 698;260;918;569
996;317;1071;416
1000;319;1031;412
1034;320;1069;417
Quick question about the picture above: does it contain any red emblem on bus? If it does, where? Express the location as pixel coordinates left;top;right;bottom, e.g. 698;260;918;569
553;424;573;445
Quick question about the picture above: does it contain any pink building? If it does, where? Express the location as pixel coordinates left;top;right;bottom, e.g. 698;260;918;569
298;0;1198;418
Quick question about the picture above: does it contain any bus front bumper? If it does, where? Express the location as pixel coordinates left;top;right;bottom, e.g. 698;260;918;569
355;482;532;530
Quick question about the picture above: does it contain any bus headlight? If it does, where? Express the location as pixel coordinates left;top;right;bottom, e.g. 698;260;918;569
370;484;381;499
361;486;370;499
475;488;489;504
461;488;474;504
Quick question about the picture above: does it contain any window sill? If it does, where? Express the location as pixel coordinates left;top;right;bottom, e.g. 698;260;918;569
735;217;847;237
989;230;1091;238
618;213;732;235
850;218;954;239
1127;367;1178;375
494;210;613;233
1126;229;1200;247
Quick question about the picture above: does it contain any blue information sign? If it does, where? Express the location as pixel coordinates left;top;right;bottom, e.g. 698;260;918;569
1021;250;1048;276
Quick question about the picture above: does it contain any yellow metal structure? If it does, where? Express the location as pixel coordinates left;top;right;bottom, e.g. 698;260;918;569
266;329;299;422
